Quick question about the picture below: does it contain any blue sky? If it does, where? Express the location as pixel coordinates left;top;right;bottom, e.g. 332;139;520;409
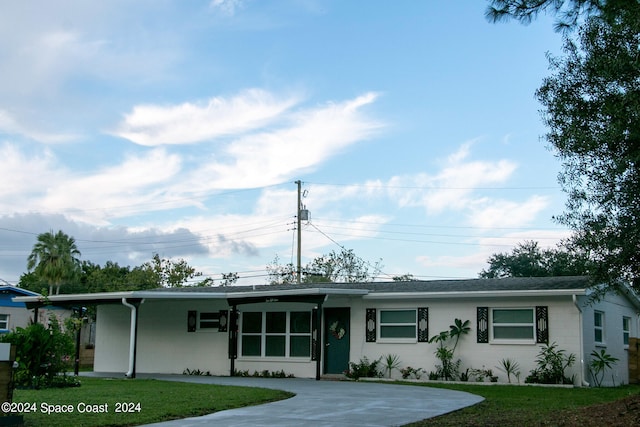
0;0;571;286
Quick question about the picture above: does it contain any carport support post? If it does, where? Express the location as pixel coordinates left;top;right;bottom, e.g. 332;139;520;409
315;302;323;381
74;308;82;376
229;306;238;376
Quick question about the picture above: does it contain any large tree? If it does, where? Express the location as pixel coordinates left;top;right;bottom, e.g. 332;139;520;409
479;241;591;278
485;0;628;32
266;249;382;285
26;230;82;295
141;253;211;287
536;5;640;290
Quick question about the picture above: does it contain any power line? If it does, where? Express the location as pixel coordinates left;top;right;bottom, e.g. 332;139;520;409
307;222;395;280
305;181;561;191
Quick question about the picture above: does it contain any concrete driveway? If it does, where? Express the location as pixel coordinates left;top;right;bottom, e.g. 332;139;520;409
126;374;483;427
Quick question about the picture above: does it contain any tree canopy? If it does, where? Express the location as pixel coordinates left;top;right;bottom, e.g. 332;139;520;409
26;230;82;295
21;230;213;293
536;5;640;290
479;241;591;278
267;249;383;285
485;0;629;32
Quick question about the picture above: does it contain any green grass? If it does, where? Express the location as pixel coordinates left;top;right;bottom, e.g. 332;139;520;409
11;377;294;427
402;382;640;426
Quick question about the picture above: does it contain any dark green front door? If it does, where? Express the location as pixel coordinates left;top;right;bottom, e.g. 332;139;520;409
324;307;350;374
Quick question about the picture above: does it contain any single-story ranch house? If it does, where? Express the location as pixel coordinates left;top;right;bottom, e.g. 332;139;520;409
14;276;640;386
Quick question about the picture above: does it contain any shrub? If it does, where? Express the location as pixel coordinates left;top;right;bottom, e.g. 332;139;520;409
400;366;423;380
428;318;470;381
383;354;401;378
344;357;382;380
589;349;618;387
1;315;76;389
525;342;576;385
496;358;521;383
183;368;212;376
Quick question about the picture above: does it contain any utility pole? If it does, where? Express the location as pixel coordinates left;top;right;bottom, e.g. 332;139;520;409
296;180;302;284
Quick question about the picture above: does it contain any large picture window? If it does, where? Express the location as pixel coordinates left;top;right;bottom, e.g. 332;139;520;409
240;311;311;358
379;309;416;340
491;308;535;342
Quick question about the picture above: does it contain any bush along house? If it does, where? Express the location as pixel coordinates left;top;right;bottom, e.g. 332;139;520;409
14;276;640;386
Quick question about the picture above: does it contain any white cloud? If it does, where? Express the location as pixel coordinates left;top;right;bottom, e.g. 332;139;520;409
0;110;79;144
177;92;383;189
210;0;244;16
383;142;518;214
415;228;573;278
114;89;300;146
40;149;183;224
467;195;549;229
0;143;63;202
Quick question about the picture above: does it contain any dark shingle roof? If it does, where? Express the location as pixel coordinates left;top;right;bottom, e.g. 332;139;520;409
148;276;591;294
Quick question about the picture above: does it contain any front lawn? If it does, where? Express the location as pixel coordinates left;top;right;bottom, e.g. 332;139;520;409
11;377;293;427
403;382;640;426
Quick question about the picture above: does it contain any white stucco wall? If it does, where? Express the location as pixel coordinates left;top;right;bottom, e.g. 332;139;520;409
350;295;584;385
92;291;638;385
94;304;132;373
95;300;233;376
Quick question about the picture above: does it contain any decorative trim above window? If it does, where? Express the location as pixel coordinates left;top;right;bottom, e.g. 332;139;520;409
477;307;489;343
365;308;376;342
417;307;429;342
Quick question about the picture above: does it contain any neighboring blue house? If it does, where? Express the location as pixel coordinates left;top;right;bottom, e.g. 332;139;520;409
0;286;71;332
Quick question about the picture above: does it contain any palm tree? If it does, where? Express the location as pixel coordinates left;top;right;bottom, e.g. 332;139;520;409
27;230;81;295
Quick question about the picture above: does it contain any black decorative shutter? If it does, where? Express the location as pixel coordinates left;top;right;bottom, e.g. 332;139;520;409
536;306;549;344
218;310;228;332
417;307;429;342
366;308;376;342
477;307;489;343
311;308;318;361
187;310;197;332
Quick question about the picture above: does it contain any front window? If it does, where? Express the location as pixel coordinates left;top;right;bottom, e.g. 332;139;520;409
0;314;8;331
240;311;311;358
198;312;220;330
379;309;417;340
594;311;605;344
491;308;535;342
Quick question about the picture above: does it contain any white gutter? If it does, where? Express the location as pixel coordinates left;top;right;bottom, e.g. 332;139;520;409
13;290;229;304
122;298;143;378
573;294;589;387
227;288;368;299
363;289;589;300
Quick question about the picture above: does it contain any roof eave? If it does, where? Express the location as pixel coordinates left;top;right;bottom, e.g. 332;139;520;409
226;288;369;300
362;289;589;299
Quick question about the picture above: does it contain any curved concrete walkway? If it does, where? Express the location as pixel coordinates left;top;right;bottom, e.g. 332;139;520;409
124;374;483;427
